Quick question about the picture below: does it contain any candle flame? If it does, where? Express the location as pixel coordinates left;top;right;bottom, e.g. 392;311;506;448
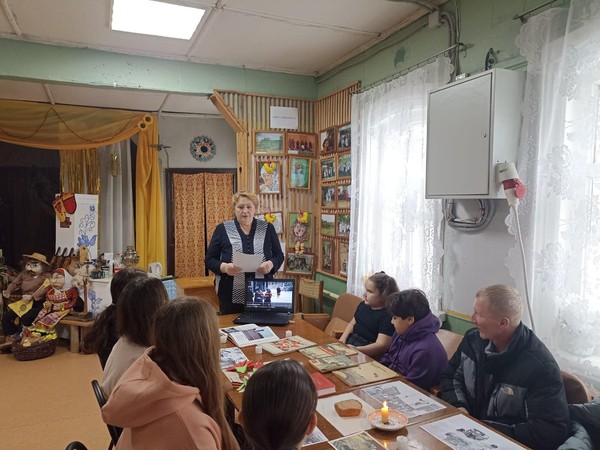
383;401;387;408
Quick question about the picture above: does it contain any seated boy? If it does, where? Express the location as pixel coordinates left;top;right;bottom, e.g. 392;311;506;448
379;289;447;390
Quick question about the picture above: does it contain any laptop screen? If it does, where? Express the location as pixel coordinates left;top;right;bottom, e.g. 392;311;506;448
245;278;295;313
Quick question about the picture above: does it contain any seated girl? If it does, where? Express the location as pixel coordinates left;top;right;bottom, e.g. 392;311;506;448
240;359;317;450
102;276;168;397
339;271;399;358
379;289;447;390
83;268;147;368
102;297;239;450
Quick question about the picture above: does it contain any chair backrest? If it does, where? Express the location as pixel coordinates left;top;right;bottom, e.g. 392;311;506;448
561;371;593;404
436;329;463;360
91;379;122;448
331;293;362;324
298;278;324;313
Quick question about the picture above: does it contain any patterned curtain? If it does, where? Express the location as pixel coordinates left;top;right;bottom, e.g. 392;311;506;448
205;172;235;235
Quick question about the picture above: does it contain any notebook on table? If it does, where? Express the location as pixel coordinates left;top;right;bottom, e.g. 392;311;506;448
233;278;295;326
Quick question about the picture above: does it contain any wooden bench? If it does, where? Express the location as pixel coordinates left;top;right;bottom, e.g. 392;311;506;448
61;317;95;353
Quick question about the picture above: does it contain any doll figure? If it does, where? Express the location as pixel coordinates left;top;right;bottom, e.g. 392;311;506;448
290;217;309;255
29;268;79;331
1;253;52;343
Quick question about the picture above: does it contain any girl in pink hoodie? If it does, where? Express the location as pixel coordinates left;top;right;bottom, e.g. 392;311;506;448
102;297;240;450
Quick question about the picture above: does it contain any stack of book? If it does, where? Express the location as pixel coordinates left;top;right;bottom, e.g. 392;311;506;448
300;342;361;373
260;336;317;355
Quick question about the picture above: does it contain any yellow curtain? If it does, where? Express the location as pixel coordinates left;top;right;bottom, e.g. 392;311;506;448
135;119;166;271
59;148;100;194
0;99;145;150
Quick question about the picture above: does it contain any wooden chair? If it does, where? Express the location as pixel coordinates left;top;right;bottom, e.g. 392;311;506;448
298;278;324;313
91;379;122;450
302;292;362;338
436;328;463;360
561;371;593;404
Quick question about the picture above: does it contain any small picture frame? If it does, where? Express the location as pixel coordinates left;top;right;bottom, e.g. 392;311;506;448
320;213;336;237
337;123;351;151
320;156;336;182
337;152;351;179
320;127;335;154
320;239;334;274
338;241;349;277
337;213;351;238
288;212;313;250
286;132;317;156
336;183;351;209
257;161;281;194
254;131;284;155
320;185;336;209
285;253;314;275
288;156;311;190
256;211;284;234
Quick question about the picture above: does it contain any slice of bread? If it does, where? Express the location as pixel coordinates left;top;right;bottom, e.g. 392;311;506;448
334;399;363;417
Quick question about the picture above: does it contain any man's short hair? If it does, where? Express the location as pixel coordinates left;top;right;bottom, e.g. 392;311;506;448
476;284;523;325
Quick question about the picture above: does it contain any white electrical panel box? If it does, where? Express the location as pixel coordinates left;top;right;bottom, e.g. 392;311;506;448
426;68;525;199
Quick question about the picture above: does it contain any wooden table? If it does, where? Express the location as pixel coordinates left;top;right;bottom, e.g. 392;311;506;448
218;314;468;449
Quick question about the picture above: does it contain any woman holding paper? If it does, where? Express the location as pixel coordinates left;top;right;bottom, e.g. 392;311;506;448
206;191;283;315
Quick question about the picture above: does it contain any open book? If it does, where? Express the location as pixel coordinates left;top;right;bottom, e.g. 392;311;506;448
260;335;317;355
220;324;279;348
332;361;398;386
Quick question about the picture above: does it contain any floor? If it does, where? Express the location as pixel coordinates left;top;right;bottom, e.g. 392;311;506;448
0;340;109;450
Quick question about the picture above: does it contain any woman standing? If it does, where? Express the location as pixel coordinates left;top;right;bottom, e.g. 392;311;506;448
206;192;283;315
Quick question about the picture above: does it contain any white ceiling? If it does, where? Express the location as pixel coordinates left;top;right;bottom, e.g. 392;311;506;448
0;0;441;114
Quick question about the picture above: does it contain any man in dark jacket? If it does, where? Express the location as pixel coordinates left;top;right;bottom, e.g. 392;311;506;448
440;284;570;449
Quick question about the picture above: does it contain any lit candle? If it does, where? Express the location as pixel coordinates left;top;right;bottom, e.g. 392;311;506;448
381;401;389;424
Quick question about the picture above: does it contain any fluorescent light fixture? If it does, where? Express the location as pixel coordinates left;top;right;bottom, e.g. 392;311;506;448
111;0;205;40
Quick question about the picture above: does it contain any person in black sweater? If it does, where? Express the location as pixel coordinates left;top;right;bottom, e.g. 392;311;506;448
206;192;283;315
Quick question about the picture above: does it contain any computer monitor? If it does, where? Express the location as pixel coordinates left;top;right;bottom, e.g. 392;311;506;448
245;278;295;313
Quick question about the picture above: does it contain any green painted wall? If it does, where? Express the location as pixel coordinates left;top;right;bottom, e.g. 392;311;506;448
317;0;552;96
442;313;474;335
0;39;317;99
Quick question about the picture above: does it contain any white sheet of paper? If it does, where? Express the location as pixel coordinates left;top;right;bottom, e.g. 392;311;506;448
233;251;263;272
316;392;374;436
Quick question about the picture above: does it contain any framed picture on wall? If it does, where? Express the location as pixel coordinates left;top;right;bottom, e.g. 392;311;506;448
337;152;351;179
320;238;334;274
256;211;284;234
286;132;317;156
288;156;311;190
285;253;314;275
320;185;336;209
336;182;351;209
337;213;351;238
288;212;313;250
320;213;336;237
320;156;336;182
254;131;284;155
257;161;281;194
320;127;335;154
338;241;349;277
337;123;351;151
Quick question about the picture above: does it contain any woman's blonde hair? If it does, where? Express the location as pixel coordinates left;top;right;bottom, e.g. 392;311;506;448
232;191;259;208
151;297;240;450
476;284;523;325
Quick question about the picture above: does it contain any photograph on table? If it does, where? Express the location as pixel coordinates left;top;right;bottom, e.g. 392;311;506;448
254;131;284;155
256;211;283;234
336;123;351;151
284;253;314;275
320;238;334;274
320;213;336;237
337;213;351;238
286;132;316;156
287;212;313;250
256;161;281;194
320;127;335;154
320;185;336;209
288;156;311;190
337;152;351;178
320;156;336;182
338;240;349;277
336;182;351;208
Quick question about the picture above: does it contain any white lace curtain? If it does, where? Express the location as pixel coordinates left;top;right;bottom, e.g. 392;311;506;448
348;57;453;306
98;140;135;257
511;1;600;385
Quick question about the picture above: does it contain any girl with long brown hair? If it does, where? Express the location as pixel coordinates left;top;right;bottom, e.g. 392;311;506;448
102;297;239;450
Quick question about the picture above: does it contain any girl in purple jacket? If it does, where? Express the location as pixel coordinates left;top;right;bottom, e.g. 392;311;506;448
379;289;448;390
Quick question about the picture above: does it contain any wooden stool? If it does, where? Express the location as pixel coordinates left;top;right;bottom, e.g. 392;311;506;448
175;276;219;311
61;317;95;353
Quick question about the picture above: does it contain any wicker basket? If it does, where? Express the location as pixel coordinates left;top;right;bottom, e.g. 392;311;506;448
12;339;57;361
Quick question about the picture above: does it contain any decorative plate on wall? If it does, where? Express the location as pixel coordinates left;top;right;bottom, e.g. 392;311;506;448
190;135;216;161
